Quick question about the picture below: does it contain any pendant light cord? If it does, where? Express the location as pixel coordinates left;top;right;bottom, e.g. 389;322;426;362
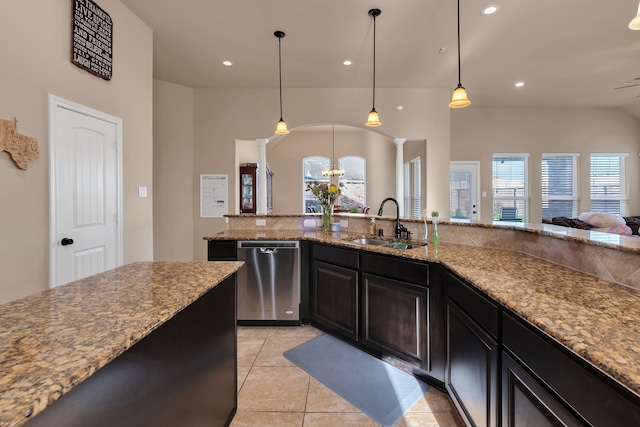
456;0;462;86
372;11;377;109
278;34;284;120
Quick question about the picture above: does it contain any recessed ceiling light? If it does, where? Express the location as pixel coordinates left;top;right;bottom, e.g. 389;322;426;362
515;81;525;87
397;105;404;110
343;60;352;66
481;5;500;15
222;60;233;66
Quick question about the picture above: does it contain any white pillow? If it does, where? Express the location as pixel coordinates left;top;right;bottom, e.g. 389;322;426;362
578;212;625;228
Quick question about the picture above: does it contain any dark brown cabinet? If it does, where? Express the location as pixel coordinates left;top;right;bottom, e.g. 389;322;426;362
239;163;273;214
362;273;427;367
445;270;499;427
310;243;359;341
502;312;640;427
501;352;583;427
360;252;432;376
312;260;358;340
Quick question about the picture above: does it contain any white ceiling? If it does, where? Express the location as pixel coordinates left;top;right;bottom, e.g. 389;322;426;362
120;0;640;115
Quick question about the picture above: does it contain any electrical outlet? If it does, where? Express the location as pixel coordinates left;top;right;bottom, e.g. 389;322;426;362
340;219;349;228
138;186;147;198
256;219;266;226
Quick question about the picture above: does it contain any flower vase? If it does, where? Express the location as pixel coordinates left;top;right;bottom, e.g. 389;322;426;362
321;204;333;232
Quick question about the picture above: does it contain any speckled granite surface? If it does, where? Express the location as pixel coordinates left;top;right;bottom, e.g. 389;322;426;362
0;261;243;427
207;230;640;398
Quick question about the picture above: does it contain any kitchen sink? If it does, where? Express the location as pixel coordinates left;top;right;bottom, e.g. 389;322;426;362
347;237;425;249
350;238;391;246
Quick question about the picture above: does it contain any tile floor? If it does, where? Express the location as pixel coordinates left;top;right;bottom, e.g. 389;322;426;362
231;325;465;427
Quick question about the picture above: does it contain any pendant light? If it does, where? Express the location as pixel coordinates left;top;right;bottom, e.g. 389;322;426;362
630;1;640;30
322;125;345;177
449;0;471;108
274;31;289;134
366;8;382;126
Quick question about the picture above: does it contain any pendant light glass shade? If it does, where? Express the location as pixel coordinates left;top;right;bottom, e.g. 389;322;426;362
366;9;382;126
275;119;289;134
274;31;289;135
450;0;471;109
449;84;471;108
366;108;381;127
630;2;640;30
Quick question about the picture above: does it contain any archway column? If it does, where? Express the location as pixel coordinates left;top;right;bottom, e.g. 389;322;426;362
257;138;269;214
394;138;406;217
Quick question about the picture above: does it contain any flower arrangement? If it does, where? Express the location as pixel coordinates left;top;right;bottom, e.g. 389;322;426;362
306;181;345;231
306;182;342;206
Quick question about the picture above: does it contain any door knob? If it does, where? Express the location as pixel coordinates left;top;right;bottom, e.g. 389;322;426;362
61;238;74;246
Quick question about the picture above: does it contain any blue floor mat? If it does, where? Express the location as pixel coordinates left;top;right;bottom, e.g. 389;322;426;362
283;333;429;427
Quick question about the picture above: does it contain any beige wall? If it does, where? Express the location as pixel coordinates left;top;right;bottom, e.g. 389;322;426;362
265;129;396;214
191;88;451;261
153;80;194;260
451;107;640;222
0;0;153;304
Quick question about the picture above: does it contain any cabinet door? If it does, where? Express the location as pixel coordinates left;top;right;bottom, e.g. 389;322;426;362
446;301;499;427
362;273;427;369
502;352;583;427
311;260;358;340
239;166;256;213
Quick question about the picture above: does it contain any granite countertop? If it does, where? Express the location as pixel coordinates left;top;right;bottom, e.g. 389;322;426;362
0;261;244;427
207;230;640;398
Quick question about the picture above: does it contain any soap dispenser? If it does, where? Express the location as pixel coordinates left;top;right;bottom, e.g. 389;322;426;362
370;218;377;236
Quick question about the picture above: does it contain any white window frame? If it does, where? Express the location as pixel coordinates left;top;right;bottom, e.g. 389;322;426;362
492;153;530;221
590;153;629;216
403;157;421;219
338;155;366;211
302;156;330;213
541;153;579;219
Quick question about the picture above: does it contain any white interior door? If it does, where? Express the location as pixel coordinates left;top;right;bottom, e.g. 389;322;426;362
49;96;123;288
450;161;480;221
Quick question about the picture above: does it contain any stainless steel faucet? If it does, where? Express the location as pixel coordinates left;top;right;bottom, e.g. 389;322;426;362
377;197;410;239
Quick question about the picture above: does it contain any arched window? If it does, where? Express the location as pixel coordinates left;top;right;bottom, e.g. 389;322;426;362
303;156;330;213
338;156;365;211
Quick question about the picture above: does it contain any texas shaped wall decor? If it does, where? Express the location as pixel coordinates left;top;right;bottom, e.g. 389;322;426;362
0;118;39;170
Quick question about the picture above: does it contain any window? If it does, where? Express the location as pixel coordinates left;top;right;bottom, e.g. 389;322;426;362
303;156;329;213
492;154;529;221
337;156;365;211
541;154;579;219
590;153;629;215
403;157;422;219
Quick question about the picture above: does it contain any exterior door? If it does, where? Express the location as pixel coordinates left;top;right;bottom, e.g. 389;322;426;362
49;96;122;287
450;161;480;221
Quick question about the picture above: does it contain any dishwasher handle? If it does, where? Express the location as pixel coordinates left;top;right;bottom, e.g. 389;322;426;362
260;247;278;254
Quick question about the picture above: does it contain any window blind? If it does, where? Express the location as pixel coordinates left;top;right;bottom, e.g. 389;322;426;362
411;157;421;219
541;154;579;219
590;154;628;215
492;154;529;221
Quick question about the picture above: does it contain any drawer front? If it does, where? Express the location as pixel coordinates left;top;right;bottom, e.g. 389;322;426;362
445;270;498;338
312;243;359;269
361;252;428;286
207;240;237;260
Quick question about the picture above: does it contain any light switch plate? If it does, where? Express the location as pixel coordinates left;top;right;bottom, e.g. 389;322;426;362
138;186;147;198
340;219;349;228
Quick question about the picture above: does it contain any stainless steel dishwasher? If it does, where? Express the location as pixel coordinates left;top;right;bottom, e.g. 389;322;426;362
236;241;300;325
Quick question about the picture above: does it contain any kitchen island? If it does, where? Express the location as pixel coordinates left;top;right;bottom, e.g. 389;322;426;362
207;221;640;426
0;261;243;427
